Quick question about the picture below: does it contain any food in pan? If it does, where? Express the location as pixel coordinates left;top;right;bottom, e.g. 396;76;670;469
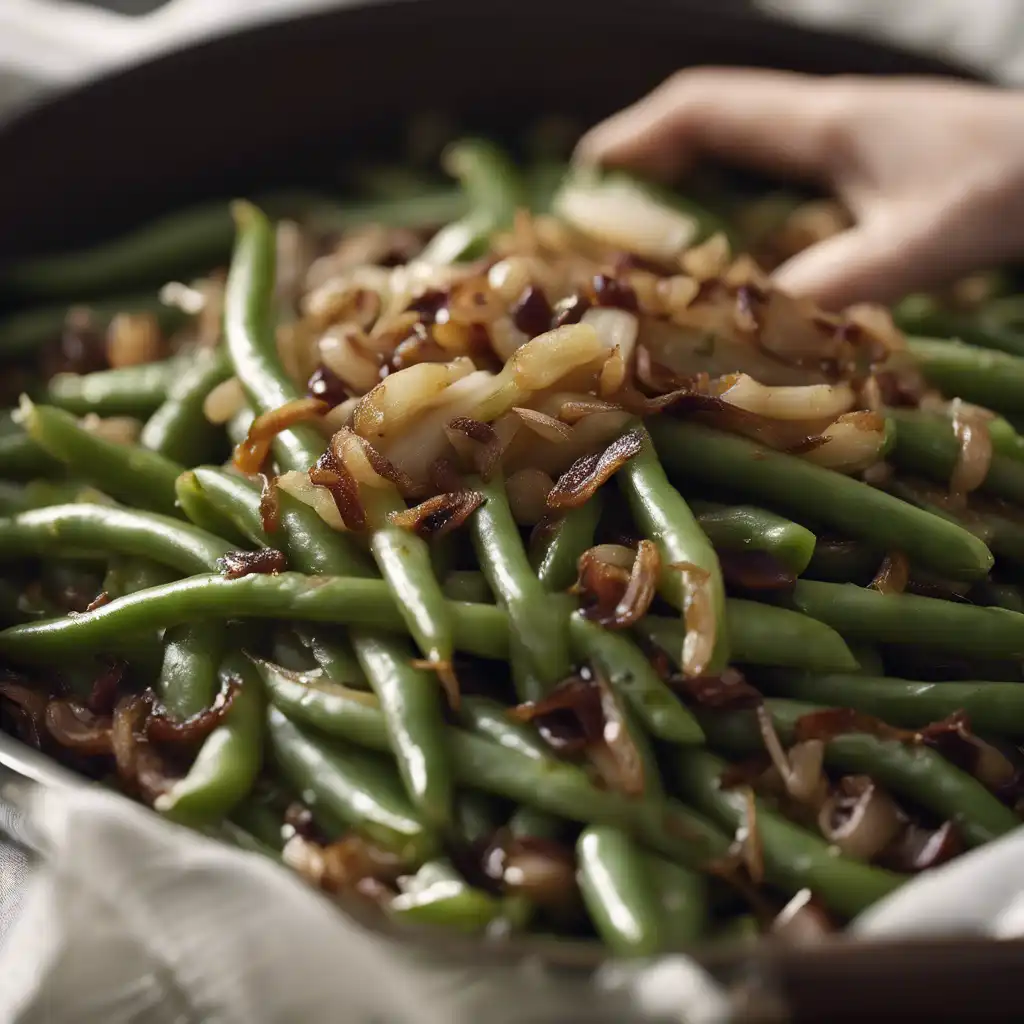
1;135;1023;954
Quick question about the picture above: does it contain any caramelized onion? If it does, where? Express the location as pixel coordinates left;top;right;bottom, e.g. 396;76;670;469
801;411;888;473
869;551;910;595
546;428;644;510
736;786;765;883
950;399;994;498
388;490;485;540
146;675;242;745
0;680;48;747
510;676;604;755
233;397;328;473
771;889;835;943
44;700;113;755
111;694;178;803
87;659;125;715
307;448;366;530
512;407;573;444
331;428;415;493
817;775;904;861
485;835;578;910
675;666;763;711
446;416;505;479
670;561;717;679
717;550;796;591
218;548;288;579
259;473;282;534
590;663;646;796
715;375;855;421
284;834;405;895
882;821;963;873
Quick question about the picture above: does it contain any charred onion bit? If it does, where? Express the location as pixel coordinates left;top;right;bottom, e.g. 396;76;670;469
510;676;604;755
87;658;126;714
447;417;503;480
145;675;242;745
483;833;578;910
546;429;645;511
44;700;114;755
511;286;554;338
233;397;329;473
284;833;405;896
259;472;282;533
388;491;485;540
716;550;797;592
673;666;763;711
308;447;367;530
111;694;180;803
218;548;289;579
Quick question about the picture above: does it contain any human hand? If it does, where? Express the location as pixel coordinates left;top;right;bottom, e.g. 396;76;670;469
576;70;1024;309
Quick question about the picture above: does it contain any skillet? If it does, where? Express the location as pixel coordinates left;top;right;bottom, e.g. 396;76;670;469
0;2;1018;1019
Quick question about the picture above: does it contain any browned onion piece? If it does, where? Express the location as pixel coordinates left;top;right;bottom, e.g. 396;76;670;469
218;548;289;579
612;540;661;627
44;700;113;755
590;663;646;796
882;821;963;873
85;591;111;612
512;406;574;444
87;658;125;715
233;397;328;473
717;549;797;591
145;675;242;746
771;889;835;943
546;428;644;511
950;399;994;498
869;551;910;595
737;786;765;884
675;666;763;711
926;728;1019;791
484;835;578;910
572;548;632;627
111;693;179;803
669;561;716;679
0;679;48;748
446;417;504;480
509;675;604;755
332;428;416;495
285;833;405;895
817;775;904;861
308;447;367;530
792;707;969;746
557;396;623;424
259;472;282;534
388;490;485;540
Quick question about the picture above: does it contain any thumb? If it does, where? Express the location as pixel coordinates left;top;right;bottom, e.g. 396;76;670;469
771;215;966;310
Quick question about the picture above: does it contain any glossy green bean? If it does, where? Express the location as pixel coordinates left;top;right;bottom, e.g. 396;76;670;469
888;408;1024;506
906;337;1024;414
141;345;232;464
292;628;369;689
506;806;567;842
18;399;182;515
698;699;1018;847
786;579;1024;660
455;695;551;760
690;500;816;576
577;826;667;957
569;612;704;744
156;654;265;828
388;859;506;932
350;631;454;830
761;671;1024;739
0;572;514;663
0;503;231;575
157;620;225;718
0;412;62;479
0;482;30;516
671;749;904;918
648;854;708;949
255;658;731;868
46;359;177;418
619;426;728;670
470;473;572;688
530;495;603;593
648;419;993;582
173;470;248;547
894;294;1024;357
638;600;859;673
441;570;494;604
267;707;438;864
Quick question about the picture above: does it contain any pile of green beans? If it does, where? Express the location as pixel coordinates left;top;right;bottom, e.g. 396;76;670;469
2;135;1024;957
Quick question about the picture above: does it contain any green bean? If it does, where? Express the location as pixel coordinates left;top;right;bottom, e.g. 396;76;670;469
0;412;62;479
760;671;1024;740
530;495;603;593
228;205;452;669
453;791;505;846
157;621;225;718
577;826;667;957
971;580;1024;614
785;579;1024;660
46;360;177;418
173;471;248;547
156;653;265;828
648;854;708;949
421;140;524;263
350;631;454;830
189;467;374;577
102;556;178;599
802;539;881;585
255;658;731;868
619;426;728;671
0;482;31;516
388;859;505;932
267;707;438;864
690;500;816;576
141;345;232;464
291;628;368;689
509;630;545;704
441;570;494;604
227;797;285;854
0;294;186;359
18;399;182;515
697;699;1018;847
455;695;551;760
671;749;904;918
469;473;572;688
569;612;704;744
894;294;1024;357
648;419;993;582
638;601;859;674
0;503;231;576
888;408;1024;506
906;337;1024;414
0;572;514;663
507;806;567;842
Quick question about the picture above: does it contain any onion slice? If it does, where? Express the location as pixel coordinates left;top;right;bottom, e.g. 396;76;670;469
232;397;328;474
817;775;904;861
388;491;485;540
546;428;644;510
